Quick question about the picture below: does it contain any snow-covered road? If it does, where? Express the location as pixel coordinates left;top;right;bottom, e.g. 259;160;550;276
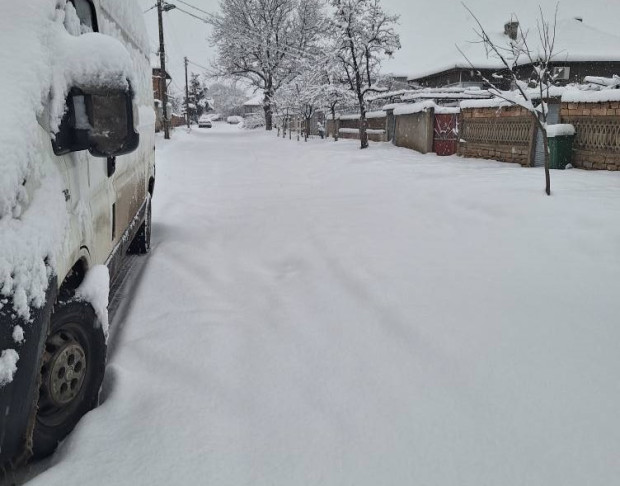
28;124;620;485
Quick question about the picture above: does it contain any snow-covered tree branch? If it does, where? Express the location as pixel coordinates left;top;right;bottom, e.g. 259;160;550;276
209;0;326;130
460;3;561;195
329;0;400;148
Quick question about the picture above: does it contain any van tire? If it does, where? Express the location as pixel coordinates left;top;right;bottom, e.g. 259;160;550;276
32;301;106;458
128;198;151;255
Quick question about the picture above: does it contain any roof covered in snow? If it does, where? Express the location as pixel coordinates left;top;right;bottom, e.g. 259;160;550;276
407;18;620;81
243;94;264;107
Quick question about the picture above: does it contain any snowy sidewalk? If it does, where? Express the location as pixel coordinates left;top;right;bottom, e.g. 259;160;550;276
28;125;620;486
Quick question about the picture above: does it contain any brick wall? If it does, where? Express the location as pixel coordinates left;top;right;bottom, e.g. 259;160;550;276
560;101;620;171
458;105;535;166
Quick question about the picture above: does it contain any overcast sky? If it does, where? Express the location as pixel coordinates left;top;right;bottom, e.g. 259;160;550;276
137;0;620;94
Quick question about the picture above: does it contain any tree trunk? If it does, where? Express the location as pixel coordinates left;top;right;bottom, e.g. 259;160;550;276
533;115;552;195
263;88;273;131
263;102;273;131
331;106;338;141
357;95;368;149
543;130;551;196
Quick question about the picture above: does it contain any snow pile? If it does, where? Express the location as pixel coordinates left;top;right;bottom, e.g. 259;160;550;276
75;266;110;338
435;106;460;114
0;350;19;387
49;31;133;132
583;75;620;88
243;114;265;129
338;113;360;121
561;88;620;103
460;97;513;109
404;17;620;82
338;128;385;135
0;1;134;385
12;326;24;345
27;127;620;486
382;102;408;111
99;0;151;56
547;124;575;137
366;110;387;119
393;100;436;115
338;110;386;121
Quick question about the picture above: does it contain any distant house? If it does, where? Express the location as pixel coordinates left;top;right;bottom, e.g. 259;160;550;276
152;66;171;104
407;18;620;89
243;95;263;116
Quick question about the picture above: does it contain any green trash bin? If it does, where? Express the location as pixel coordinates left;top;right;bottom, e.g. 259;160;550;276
547;124;575;170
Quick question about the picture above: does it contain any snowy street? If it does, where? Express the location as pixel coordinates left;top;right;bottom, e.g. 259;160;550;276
27;124;620;485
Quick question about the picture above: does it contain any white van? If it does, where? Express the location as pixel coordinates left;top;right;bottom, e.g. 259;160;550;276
0;0;155;470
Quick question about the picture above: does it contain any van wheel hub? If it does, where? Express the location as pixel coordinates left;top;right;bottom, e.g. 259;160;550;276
43;333;87;407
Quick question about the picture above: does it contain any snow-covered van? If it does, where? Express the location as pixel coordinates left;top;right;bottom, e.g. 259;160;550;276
0;0;155;470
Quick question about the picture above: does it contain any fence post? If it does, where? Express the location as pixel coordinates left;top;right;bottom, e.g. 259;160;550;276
386;108;395;144
426;107;435;153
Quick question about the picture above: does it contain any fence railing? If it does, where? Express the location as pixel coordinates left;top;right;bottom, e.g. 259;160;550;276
461;118;532;145
569;117;620;152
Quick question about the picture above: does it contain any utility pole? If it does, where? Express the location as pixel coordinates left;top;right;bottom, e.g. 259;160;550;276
157;0;170;139
184;57;190;129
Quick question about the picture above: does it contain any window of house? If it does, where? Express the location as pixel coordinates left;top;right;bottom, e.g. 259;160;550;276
69;0;98;33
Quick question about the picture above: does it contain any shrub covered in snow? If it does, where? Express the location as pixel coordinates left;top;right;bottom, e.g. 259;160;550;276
243;114;265;130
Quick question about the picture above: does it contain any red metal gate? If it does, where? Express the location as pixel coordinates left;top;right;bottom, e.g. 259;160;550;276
433;113;459;156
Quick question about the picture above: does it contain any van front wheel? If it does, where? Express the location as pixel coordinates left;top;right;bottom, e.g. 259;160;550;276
32;301;106;458
128;198;151;255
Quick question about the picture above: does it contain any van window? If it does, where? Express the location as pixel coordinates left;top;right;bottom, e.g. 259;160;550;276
70;0;98;33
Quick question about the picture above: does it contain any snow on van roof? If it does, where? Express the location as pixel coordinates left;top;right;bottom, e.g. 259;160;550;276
0;0;142;382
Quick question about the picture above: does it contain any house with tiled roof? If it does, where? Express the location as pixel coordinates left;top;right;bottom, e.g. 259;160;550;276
407;18;620;90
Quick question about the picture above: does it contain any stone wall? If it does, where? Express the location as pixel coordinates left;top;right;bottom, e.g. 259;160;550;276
560;101;620;171
458;105;535;166
393;110;434;153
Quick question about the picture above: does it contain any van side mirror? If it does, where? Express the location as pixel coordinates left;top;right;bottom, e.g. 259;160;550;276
52;87;140;158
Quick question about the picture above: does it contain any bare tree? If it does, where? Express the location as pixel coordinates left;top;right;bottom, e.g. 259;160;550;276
314;54;355;141
459;3;560;195
207;82;247;117
329;0;400;148
210;0;326;130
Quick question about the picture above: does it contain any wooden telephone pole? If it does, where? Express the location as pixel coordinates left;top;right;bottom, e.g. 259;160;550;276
157;0;170;139
184;57;190;129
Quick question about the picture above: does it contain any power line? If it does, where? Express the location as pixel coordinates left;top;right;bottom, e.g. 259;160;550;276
174;5;210;24
175;0;217;20
187;59;217;77
187;59;211;71
143;4;157;13
168;4;321;63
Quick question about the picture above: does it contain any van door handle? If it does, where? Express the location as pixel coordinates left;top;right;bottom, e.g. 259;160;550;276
107;157;116;178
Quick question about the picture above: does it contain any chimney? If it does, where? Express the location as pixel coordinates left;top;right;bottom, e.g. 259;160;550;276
504;21;519;40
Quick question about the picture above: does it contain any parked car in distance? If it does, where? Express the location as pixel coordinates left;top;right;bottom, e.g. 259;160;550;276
198;115;212;128
227;116;243;125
